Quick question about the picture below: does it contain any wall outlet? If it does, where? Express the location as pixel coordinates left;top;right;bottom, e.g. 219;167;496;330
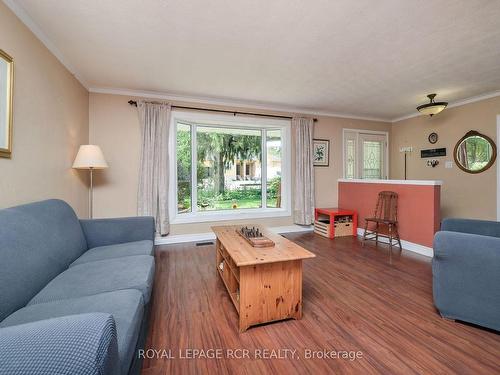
445;161;453;169
399;146;413;153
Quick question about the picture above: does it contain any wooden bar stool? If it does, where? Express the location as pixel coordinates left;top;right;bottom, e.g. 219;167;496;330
362;191;402;251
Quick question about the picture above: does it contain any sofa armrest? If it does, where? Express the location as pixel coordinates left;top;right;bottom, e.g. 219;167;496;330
441;218;500;238
0;313;119;375
80;216;155;248
432;231;500;330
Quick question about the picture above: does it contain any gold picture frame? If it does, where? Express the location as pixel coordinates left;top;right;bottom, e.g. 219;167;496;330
0;49;14;158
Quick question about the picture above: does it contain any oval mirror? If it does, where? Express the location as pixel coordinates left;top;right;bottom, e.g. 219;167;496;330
454;131;496;174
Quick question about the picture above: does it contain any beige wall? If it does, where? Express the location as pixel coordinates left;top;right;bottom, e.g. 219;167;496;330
0;3;89;216
89;93;391;235
391;96;500;220
2;0;497;228
313;116;391;207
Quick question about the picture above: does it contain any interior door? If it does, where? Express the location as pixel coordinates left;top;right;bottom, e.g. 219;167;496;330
358;133;387;179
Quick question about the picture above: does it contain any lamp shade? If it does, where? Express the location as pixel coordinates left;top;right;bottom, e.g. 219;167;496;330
72;145;108;169
417;104;447;116
416;93;448;117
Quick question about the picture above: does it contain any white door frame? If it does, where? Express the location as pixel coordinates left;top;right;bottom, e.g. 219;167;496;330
497;115;500;220
342;128;389;179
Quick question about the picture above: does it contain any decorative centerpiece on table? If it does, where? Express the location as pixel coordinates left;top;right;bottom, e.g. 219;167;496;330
236;226;275;248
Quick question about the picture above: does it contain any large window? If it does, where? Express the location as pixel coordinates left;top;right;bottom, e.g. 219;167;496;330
171;112;291;223
343;129;388;180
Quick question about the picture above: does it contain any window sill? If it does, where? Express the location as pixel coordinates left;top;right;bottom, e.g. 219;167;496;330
171;208;291;224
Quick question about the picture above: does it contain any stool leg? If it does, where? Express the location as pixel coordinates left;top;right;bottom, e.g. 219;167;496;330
395;225;402;250
388;224;393;252
362;220;369;246
375;222;379;246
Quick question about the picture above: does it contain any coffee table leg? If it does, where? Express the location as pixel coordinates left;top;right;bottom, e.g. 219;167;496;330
239;318;249;332
291;260;303;320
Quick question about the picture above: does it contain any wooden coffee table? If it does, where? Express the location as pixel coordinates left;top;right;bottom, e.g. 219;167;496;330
212;225;316;332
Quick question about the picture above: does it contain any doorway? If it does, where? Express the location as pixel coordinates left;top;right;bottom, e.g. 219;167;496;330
343;129;388;179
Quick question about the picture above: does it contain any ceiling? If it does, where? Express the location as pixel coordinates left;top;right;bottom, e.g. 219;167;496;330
7;0;500;120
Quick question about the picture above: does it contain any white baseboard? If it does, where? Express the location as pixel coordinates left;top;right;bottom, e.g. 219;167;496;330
356;228;433;258
155;226;433;258
156;232;216;245
268;225;314;234
155;225;313;245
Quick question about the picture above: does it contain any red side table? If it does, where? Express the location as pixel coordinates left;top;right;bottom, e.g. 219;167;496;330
314;208;358;238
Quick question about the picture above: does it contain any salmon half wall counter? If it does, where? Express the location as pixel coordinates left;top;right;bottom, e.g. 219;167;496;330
338;179;442;256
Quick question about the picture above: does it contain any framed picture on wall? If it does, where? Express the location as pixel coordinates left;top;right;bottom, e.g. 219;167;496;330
313;139;330;167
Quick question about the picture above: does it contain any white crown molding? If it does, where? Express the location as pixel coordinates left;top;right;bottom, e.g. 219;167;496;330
2;0;89;89
390;113;420;123
88;87;500;125
88;86;391;122
391;90;500;123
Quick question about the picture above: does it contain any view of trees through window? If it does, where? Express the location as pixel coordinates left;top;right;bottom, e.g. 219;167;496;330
457;135;493;171
176;122;282;214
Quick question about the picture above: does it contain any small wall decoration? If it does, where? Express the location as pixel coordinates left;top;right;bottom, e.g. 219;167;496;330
313;139;330;166
421;148;446;158
428;132;438;144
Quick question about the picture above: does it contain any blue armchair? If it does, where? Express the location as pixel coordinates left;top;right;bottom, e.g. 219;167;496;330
433;218;500;331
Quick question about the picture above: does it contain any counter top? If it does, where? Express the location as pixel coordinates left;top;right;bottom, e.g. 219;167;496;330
338;178;443;186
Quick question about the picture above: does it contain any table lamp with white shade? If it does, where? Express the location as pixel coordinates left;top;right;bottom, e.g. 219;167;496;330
72;145;108;218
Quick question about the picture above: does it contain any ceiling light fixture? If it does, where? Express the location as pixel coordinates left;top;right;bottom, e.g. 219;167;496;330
417;93;448;116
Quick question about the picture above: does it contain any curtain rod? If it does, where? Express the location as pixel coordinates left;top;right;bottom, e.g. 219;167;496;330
127;100;317;122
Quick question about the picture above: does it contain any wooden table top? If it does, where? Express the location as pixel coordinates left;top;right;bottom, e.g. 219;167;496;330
211;225;316;267
315;207;357;216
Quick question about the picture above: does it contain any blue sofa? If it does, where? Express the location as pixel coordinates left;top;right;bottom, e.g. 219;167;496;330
433;218;500;332
0;199;155;375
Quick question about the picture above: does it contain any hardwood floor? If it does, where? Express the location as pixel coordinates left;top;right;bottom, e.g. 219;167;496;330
141;232;500;375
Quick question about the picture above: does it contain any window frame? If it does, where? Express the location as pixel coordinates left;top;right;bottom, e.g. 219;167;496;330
342;128;389;180
169;110;292;224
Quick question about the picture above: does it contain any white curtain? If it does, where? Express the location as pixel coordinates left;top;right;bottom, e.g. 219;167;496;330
137;100;171;235
292;117;315;225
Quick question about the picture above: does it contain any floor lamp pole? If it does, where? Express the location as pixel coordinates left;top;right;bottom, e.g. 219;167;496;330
404;152;407;180
89;167;94;219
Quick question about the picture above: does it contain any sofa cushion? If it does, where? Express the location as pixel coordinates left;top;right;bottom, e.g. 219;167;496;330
0;199;88;322
71;240;154;267
29;255;155;305
1;290;143;375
